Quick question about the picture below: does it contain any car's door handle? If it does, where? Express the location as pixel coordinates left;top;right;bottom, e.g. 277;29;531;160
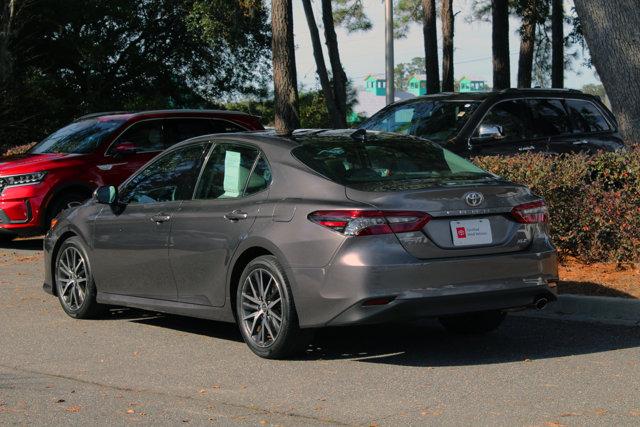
572;140;589;145
518;145;535;151
150;214;171;224
224;210;248;221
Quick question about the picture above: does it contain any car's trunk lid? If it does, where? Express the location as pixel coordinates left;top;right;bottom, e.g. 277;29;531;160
345;180;536;259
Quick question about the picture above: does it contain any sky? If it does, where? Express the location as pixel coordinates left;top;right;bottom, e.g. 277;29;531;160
290;0;600;91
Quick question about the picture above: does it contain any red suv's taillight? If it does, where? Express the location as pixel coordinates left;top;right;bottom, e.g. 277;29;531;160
308;210;431;236
511;200;549;224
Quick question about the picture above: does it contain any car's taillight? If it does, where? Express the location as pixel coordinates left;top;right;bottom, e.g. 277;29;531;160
308;210;431;236
511;200;549;224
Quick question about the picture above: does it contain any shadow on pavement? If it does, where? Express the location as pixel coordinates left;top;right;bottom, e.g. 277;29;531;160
559;280;637;299
304;317;640;366
1;237;44;251
110;309;640;366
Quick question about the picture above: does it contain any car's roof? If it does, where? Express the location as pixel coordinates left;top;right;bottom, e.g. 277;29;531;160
74;109;257;122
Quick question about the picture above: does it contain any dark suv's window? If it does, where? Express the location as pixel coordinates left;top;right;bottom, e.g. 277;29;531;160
565;99;611;133
362;100;480;143
477;100;531;141
122;143;210;204
527;99;572;137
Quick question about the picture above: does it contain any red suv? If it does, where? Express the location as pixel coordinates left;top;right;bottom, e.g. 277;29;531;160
0;110;263;241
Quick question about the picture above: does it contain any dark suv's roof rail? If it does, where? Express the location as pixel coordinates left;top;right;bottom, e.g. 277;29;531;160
498;88;582;94
74;111;133;121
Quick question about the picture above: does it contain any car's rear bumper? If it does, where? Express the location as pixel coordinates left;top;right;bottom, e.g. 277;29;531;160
287;235;558;328
326;285;556;326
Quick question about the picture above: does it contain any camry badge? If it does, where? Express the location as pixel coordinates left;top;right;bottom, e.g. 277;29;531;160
464;191;484;207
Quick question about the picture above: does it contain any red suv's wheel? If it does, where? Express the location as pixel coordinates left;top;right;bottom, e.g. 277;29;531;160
46;192;90;229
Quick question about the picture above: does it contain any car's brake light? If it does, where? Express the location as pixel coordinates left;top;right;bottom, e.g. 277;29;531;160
511;200;549;224
308;210;431;236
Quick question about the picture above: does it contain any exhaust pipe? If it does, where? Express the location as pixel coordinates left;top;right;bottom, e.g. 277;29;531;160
533;296;549;310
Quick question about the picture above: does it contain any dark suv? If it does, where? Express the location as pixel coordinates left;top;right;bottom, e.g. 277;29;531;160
360;88;624;156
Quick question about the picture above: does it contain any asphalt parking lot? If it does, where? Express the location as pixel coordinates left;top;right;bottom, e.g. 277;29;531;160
1;238;639;426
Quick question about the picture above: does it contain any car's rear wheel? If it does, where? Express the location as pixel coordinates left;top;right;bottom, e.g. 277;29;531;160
236;255;311;359
55;236;105;319
439;310;506;334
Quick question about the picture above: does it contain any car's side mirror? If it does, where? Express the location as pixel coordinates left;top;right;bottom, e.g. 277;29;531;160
113;142;138;156
95;185;118;205
476;124;504;140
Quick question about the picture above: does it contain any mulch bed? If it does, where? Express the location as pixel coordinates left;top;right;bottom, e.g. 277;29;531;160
558;257;640;299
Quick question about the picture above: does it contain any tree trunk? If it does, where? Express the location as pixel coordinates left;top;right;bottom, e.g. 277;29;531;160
0;0;17;84
422;0;440;94
301;0;342;128
573;0;640;142
551;0;563;88
271;0;299;135
491;0;510;89
440;0;454;92
321;0;347;127
517;0;536;88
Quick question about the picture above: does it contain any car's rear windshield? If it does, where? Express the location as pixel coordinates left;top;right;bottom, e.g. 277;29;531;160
291;134;493;191
30;119;126;154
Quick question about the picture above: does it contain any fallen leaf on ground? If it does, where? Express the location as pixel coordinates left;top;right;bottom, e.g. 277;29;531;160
65;405;81;413
560;412;580;417
126;409;135;414
595;408;608;416
629;410;640;416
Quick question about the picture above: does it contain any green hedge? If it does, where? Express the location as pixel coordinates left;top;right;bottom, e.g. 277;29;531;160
474;148;640;264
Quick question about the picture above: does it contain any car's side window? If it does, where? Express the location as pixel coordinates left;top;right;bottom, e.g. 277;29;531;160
527;99;572;137
121;143;210;205
245;155;272;196
195;143;270;200
565;99;612;133
476;100;531;142
111;120;167;153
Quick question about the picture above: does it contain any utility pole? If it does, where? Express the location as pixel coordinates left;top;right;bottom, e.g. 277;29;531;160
385;0;394;105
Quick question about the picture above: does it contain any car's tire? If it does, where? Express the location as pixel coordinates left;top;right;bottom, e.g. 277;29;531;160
54;236;106;319
236;255;312;359
439;310;506;334
46;191;90;229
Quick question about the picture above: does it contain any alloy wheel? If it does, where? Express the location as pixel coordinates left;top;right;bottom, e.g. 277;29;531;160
240;268;283;348
56;246;88;311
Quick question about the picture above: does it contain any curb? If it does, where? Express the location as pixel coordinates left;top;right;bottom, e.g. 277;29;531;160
515;294;640;326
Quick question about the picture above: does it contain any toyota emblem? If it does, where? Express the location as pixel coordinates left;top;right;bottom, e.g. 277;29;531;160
464;191;484;207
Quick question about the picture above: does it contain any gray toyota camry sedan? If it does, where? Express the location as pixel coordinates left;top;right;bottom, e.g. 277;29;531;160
43;129;558;359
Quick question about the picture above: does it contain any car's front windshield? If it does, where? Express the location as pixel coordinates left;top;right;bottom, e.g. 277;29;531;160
291;133;494;191
30;119;125;154
361;100;481;143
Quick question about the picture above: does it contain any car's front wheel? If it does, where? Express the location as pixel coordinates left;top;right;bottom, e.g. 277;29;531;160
439;310;506;334
236;255;311;359
55;236;105;319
